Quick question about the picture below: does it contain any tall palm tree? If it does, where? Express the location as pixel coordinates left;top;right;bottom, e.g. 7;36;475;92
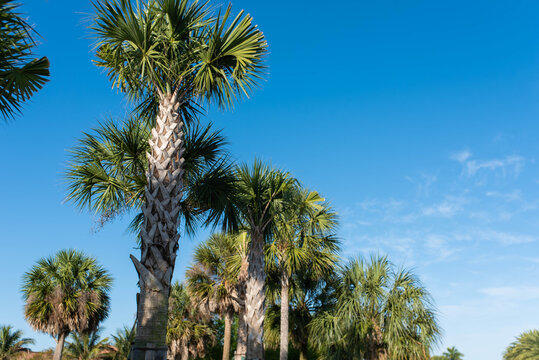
310;255;441;360
0;325;34;360
108;326;135;360
504;330;539;360
231;160;296;359
266;188;339;360
21;249;112;360
186;233;244;360
442;347;464;360
167;282;215;360
63;330;111;360
91;0;266;356
0;0;49;121
65;116;237;358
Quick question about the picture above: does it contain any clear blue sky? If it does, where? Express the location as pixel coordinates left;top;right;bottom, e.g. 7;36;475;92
1;0;539;359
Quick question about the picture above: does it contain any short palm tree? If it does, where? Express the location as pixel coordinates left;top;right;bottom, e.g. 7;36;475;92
0;0;49;121
310;255;441;360
108;326;135;360
442;347;464;360
230;160;296;359
266;187;339;360
21;250;112;360
167;282;215;360
504;330;539;360
91;0;266;356
186;233;244;360
0;325;34;360
63;330;110;360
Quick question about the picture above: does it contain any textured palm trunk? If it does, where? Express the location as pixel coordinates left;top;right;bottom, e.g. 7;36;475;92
223;311;233;360
53;331;67;360
366;322;387;360
234;253;249;360
130;90;185;360
279;269;289;360
245;228;265;360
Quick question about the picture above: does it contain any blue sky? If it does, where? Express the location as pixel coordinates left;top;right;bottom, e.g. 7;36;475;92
1;0;539;359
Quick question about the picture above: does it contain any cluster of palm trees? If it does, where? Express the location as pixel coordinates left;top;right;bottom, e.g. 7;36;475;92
0;0;453;359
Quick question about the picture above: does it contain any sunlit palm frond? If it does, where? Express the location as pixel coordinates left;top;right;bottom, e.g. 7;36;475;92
0;0;49;121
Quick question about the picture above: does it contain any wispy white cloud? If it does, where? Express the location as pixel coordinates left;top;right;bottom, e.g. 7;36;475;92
473;230;537;245
451;151;526;177
485;190;522;202
481;286;539;301
451;149;472;163
421;196;467;217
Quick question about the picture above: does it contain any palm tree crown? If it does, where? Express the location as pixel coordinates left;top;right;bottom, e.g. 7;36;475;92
63;330;111;360
21;249;112;360
504;330;539;360
92;0;266;108
108;326;135;360
0;0;49;120
0;325;34;360
310;255;441;360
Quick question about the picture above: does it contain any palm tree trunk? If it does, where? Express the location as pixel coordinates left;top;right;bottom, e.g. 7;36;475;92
245;228;265;360
234;256;249;360
130;90;185;360
223;311;233;360
53;331;67;360
299;350;307;360
234;309;248;360
279;270;289;360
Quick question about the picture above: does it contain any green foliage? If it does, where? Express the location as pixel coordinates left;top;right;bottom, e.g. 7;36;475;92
309;255;441;360
63;329;110;360
187;232;243;314
0;0;49;120
266;187;340;280
504;330;539;360
107;326;135;360
231;159;297;234
167;282;215;359
65;117;236;235
91;0;267;108
0;325;34;360
264;267;340;357
21;249;113;339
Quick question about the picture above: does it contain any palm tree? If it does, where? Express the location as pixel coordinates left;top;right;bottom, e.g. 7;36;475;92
167;282;215;360
230;160;296;359
442;347;464;360
266;188;339;360
63;330;111;360
0;0;49;121
264;266;339;360
65;116;237;358
90;0;266;356
108;326;135;360
504;330;539;360
0;325;34;360
21;249;112;360
186;233;245;360
310;255;441;360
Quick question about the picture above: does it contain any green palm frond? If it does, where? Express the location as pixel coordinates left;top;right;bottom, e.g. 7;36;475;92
65;117;235;234
0;325;34;360
64;329;111;360
504;331;539;360
0;0;49;121
92;0;266;107
311;255;441;360
21;249;113;338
